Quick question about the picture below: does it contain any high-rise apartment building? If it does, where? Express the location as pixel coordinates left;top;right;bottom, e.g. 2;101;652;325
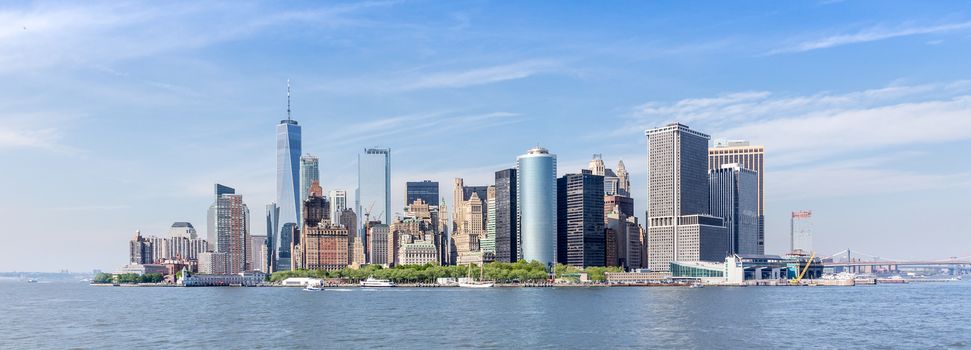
406;180;439;206
709;163;759;255
557;171;606;267
129;230;153;264
300;154;320;204
206;184;250;274
357;148;391;245
645;124;727;272
494;169;518;263
517;147;557;267
275;82;302;272
709;140;765;254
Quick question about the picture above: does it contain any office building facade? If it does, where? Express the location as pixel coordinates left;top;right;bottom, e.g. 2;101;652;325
709;163;759;255
516;147;557;267
557;171;606;267
645;124;727;272
709;141;765;254
276;103;302;272
406;180;439;206
357;148;391;243
300;154;320;204
494;168;518;263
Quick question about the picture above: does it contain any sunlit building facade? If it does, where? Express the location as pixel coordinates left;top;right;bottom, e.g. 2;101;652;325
516;147;557;267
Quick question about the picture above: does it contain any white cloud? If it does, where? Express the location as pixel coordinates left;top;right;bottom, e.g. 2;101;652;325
768;21;971;54
626;80;971;199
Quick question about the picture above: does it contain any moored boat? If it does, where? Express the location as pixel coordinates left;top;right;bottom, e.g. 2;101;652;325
360;277;396;287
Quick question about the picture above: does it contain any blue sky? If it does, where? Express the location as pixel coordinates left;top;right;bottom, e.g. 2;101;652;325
2;1;971;271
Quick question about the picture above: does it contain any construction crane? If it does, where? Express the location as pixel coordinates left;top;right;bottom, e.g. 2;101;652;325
363;201;376;223
790;251;817;285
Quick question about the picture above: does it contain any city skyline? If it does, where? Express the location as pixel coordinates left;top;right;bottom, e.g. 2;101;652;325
3;1;971;271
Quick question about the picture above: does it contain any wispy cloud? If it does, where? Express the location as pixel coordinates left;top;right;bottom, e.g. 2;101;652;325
768;21;971;54
399;60;558;90
0;127;60;150
329;111;523;147
313;60;560;94
0;1;395;73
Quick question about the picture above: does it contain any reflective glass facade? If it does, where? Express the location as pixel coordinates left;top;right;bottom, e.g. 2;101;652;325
275;120;301;271
494;169;517;262
516;148;556;267
406;180;439;206
357;148;391;241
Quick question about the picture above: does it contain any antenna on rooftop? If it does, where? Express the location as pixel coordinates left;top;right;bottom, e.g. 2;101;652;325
287;79;292;122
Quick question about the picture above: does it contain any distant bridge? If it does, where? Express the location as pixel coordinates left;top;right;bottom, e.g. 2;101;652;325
818;249;971;271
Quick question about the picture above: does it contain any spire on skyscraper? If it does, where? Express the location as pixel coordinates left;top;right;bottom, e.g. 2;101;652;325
287;79;291;122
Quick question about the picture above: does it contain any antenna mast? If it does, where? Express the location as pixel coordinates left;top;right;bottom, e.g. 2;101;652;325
287;79;291;121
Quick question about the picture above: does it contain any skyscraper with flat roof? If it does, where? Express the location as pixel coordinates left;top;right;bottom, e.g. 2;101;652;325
300;154;320;204
357;148;391;248
275;82;301;272
645;124;727;272
494;168;518;263
207;184;250;274
406;180;439;206
709;141;765;254
517;147;557;267
709;163;759;255
557;171;605;267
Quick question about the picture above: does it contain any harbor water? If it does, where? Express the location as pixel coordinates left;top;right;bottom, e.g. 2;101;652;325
1;280;969;349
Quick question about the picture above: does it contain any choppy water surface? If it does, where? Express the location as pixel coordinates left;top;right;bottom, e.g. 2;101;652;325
1;280;969;349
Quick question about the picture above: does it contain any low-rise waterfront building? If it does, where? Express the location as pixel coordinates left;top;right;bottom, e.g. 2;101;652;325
115;263;168;275
182;271;267;287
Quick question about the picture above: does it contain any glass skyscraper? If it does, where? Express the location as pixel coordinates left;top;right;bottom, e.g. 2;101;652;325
516;147;557;267
357;148;391;241
557;171;605;268
494;168;518;263
300;154;319;204
709;164;759;255
275;105;301;271
406;180;439;206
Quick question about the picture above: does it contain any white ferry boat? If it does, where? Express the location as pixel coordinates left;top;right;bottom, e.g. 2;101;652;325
360;277;395;287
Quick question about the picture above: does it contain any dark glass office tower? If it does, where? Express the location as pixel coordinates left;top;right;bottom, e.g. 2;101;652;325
557;171;605;267
494;169;518;262
406;180;439;206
